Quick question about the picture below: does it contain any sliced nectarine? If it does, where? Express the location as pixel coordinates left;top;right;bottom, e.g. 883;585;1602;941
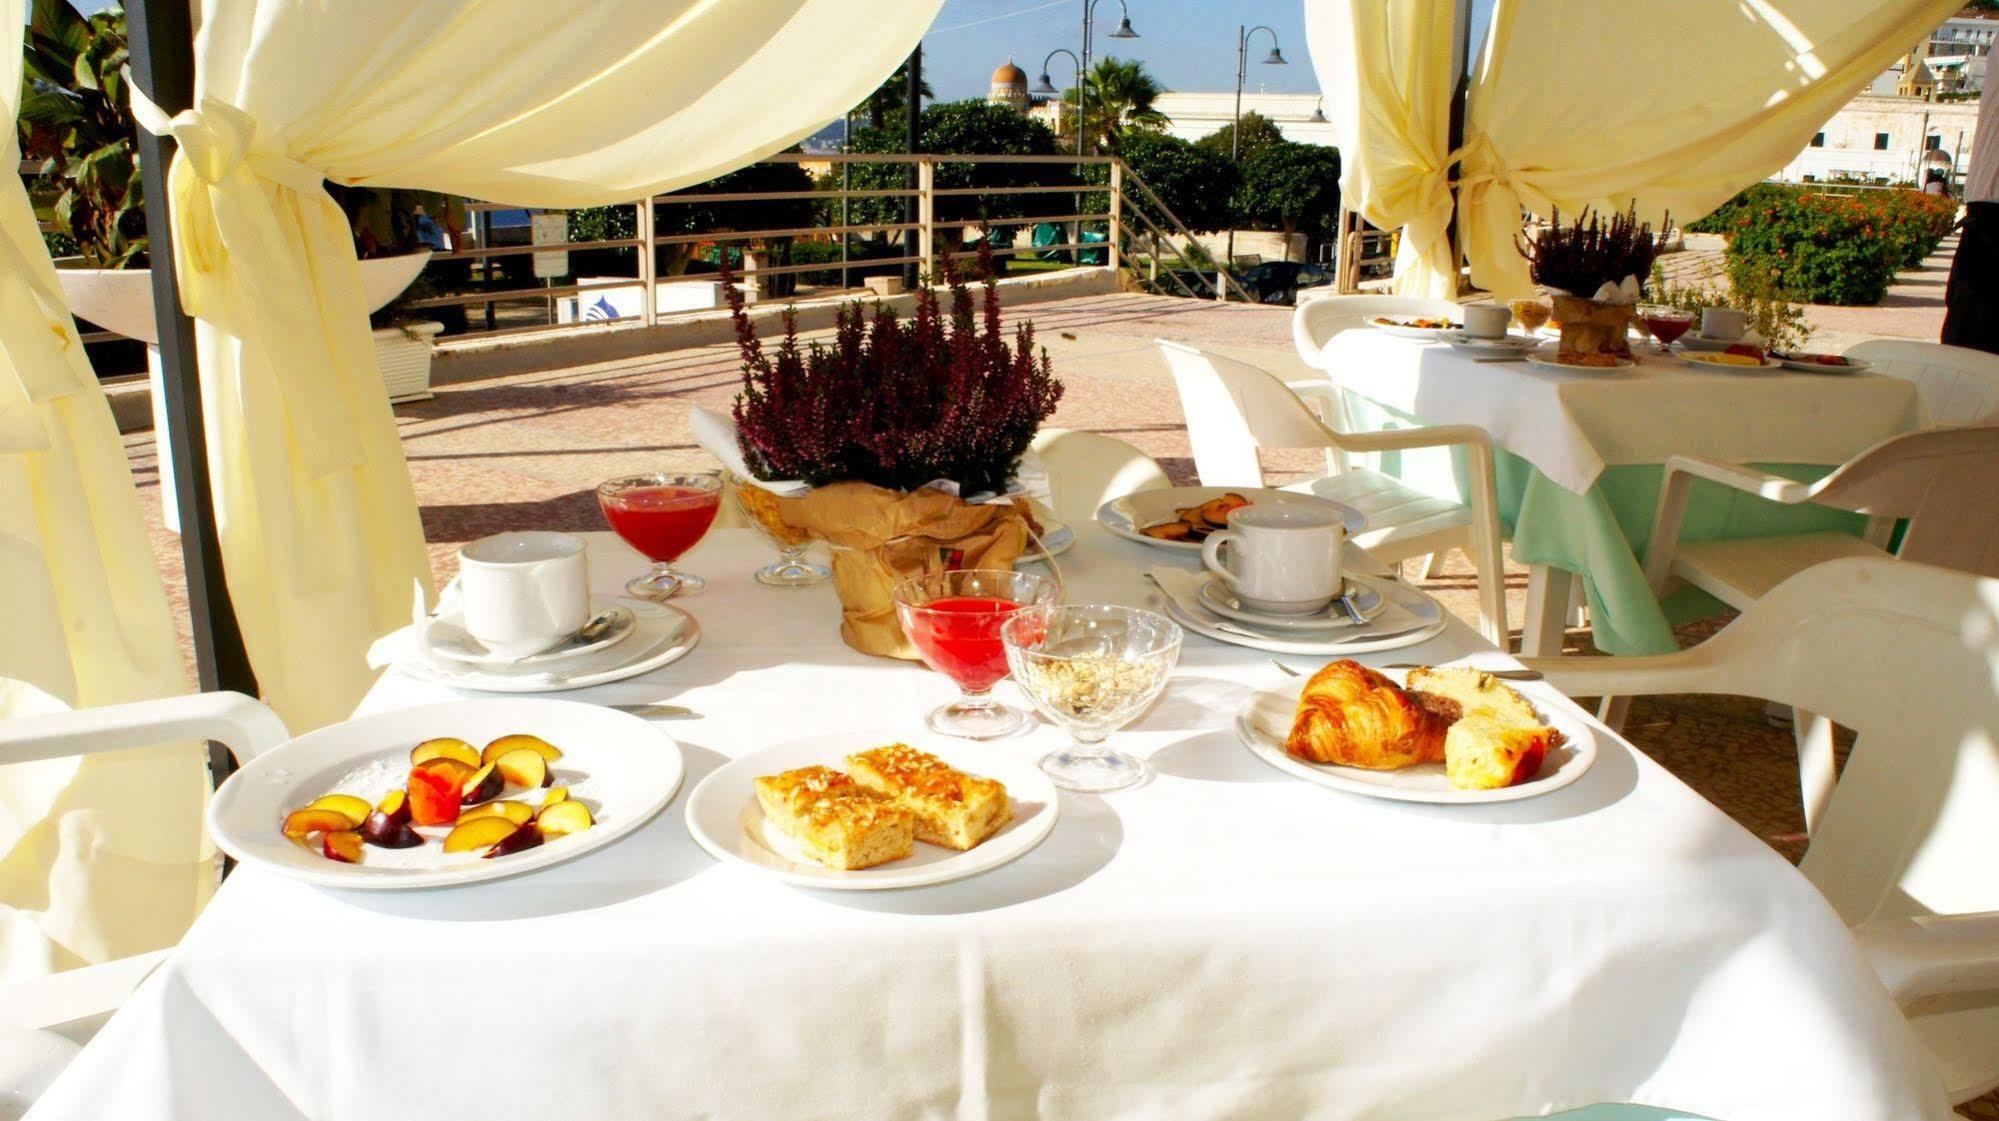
459;800;534;826
460;762;503;805
406;766;462;826
483;820;544;858
411;737;480;769
493;748;550;789
443;815;523;854
535;799;593;839
304;794;372;824
481;734;563;766
542;786;568;807
283;808;361;841
321;830;364;864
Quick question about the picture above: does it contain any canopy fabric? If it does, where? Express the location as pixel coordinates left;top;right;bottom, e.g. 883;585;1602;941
133;0;942;731
1304;0;1460;300
1306;0;1964;300
0;0;209;982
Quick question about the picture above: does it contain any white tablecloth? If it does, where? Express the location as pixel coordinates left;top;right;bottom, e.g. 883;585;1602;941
1319;331;1924;493
27;529;1948;1121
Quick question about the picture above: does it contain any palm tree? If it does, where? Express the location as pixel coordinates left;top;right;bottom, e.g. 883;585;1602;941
1063;56;1167;154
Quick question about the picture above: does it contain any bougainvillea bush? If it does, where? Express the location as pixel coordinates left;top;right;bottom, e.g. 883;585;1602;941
728;242;1063;495
1720;188;1957;306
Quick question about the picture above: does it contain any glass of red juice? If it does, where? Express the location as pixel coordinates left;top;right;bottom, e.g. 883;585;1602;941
893;569;1058;740
597;471;723;600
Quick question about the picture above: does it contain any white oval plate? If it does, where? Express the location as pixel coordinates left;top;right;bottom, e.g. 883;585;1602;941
402;599;698;693
1234;668;1599;804
1097;487;1367;553
210;699;685;889
685;734;1059;891
1159;572;1449;656
1368;318;1456;340
1773;353;1871;375
1197;576;1384;632
423;597;635;668
1524;351;1635;374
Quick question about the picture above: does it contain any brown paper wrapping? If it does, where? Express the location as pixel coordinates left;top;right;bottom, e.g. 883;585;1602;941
1551;295;1634;358
771;481;1028;659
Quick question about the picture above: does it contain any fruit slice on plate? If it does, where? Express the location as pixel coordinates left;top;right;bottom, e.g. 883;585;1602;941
460;762;504;806
535;799;594;839
482;734;563;766
406;766;463;827
411;737;480;769
493;748;551;789
484;821;544;858
443;815;524;854
303;793;372;824
459;800;534;826
321;830;364;864
282;807;362;842
542;786;568;807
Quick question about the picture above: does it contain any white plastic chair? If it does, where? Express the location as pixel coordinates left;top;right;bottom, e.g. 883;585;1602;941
1027;428;1170;523
1844;339;1999;425
1156;340;1507;645
0;692;288;1117
1520;557;1999;1105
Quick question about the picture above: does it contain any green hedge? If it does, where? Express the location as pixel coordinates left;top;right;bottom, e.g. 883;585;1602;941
1720;188;1956;306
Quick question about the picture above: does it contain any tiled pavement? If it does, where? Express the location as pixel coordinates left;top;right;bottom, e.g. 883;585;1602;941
120;287;1994;1116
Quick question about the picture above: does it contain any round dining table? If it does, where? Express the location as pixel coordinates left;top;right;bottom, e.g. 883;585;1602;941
23;526;1949;1121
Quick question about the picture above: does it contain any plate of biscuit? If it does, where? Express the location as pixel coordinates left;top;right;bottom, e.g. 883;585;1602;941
684;739;1059;889
1235;660;1598;803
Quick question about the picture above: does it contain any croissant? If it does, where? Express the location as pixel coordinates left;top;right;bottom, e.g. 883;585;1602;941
1285;660;1449;769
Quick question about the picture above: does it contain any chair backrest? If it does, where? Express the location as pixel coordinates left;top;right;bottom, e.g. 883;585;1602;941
1027;429;1170;522
1806;424;1999;576
1156;340;1334;488
1844;339;1999;425
1653;558;1999;925
1292;294;1461;368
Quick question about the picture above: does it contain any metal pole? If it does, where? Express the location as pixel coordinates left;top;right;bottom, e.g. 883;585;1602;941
904;45;923;288
127;0;258;768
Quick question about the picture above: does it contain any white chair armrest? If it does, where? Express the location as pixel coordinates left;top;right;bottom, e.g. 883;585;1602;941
0;949;172;1033
0;692;288;768
1851;911;1999;1004
1663;454;1816;505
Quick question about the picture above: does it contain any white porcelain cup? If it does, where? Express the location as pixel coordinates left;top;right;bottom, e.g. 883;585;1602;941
1200;503;1346;615
1463;303;1511;339
457;531;590;660
1700;307;1748;341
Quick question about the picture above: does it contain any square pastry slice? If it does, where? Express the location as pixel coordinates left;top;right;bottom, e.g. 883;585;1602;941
845;745;1011;851
753;766;913;870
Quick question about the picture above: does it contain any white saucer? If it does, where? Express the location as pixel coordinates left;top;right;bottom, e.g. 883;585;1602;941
423;600;636;667
403;598;699;693
1197;577;1385;632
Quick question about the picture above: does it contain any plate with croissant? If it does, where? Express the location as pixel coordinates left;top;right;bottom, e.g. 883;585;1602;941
1235;660;1598;803
684;737;1058;890
1098;487;1365;552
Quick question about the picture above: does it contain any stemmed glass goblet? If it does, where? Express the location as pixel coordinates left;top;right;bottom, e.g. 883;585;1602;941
1002;604;1181;793
597;471;722;600
893;569;1057;740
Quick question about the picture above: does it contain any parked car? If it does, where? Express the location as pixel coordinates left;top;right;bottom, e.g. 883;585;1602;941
1238;260;1335;305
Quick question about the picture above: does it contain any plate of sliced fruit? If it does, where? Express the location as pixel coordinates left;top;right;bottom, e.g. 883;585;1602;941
1096;487;1365;552
210;699;683;889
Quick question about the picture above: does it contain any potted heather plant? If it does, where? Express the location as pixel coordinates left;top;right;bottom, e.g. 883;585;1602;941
1520;205;1668;358
697;242;1064;657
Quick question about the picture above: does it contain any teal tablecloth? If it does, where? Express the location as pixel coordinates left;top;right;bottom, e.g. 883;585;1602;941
1342;396;1868;655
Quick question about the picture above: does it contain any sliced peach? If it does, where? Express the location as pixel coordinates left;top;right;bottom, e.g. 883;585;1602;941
443;815;523;854
493;748;550;789
373;789;412;828
481;734;563;766
459;800;534;827
411;737;480;769
406;766;462;827
322;830;364;864
283;808;361;841
542;786;568;807
484;820;544;858
535;799;593;839
304;794;372;824
460;762;503;806
413;757;476;790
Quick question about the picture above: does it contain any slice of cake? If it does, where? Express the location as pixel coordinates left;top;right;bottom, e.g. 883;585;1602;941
753;766;913;870
845;745;1011;851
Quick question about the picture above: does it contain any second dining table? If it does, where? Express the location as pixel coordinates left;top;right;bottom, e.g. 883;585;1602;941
24;526;1949;1121
1311;328;1924;655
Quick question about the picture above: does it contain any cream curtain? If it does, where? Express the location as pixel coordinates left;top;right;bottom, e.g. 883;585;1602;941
1;0;209;981
1305;0;1963;300
132;0;941;732
1305;0;1460;300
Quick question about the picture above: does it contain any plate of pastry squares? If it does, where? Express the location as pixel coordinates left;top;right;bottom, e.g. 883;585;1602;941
684;739;1059;889
1235;660;1599;804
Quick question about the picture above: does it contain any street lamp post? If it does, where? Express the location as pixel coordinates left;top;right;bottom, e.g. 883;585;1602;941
1227;24;1287;270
